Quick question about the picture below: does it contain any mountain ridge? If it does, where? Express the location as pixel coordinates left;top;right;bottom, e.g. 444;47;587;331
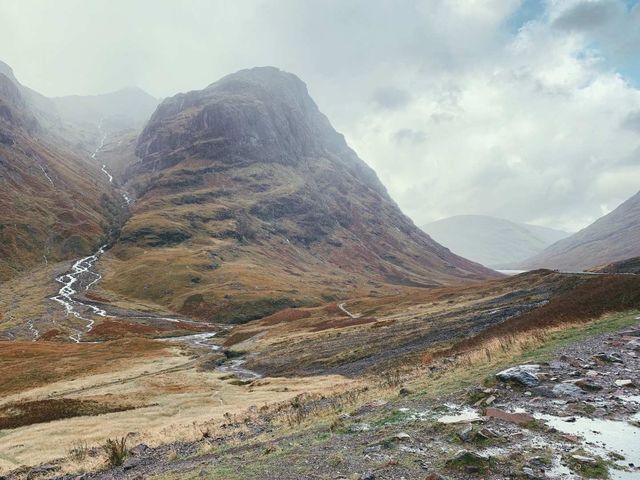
521;190;640;271
422;214;571;268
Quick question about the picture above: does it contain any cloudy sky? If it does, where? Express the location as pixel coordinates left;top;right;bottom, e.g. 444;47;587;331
1;0;639;231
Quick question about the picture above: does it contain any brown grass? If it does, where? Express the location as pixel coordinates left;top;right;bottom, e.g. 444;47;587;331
308;316;377;332
259;308;312;326
0;399;135;429
88;320;161;338
0;338;167;395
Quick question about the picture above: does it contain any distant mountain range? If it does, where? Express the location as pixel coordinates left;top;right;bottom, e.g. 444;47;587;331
422;215;571;269
521;190;640;271
52;87;159;130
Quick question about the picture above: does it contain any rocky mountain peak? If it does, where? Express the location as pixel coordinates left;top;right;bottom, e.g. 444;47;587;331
135;67;360;178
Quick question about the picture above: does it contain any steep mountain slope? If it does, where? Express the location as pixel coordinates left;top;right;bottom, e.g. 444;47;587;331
0;64;123;281
101;67;496;322
522;190;640;271
422;215;570;268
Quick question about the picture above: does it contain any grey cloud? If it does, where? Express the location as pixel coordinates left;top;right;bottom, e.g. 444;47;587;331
622;111;640;132
371;87;411;110
552;0;623;31
392;128;427;146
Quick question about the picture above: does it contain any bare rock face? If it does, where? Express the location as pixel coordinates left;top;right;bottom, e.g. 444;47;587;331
0;73;38;135
110;67;497;322
136;67;383;192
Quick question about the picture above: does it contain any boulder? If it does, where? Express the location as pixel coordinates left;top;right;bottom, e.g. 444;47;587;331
574;379;602;391
552;383;584;397
496;365;541;387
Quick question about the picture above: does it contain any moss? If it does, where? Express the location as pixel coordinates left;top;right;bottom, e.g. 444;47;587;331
565;452;610;479
371;409;409;427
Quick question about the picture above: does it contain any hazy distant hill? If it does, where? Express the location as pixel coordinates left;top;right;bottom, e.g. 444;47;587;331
422;215;571;268
53;87;159;130
521;190;640;271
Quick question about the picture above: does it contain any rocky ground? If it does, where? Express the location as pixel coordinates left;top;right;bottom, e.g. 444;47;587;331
7;315;637;480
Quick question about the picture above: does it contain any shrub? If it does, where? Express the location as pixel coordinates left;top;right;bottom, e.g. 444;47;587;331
102;437;128;467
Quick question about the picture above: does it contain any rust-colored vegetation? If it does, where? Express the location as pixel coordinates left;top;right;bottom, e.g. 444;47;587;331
0;399;136;429
0;339;167;395
259;308;312;326
438;274;640;358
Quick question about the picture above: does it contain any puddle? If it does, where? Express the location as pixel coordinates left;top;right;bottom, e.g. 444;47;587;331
437;406;482;424
536;413;640;479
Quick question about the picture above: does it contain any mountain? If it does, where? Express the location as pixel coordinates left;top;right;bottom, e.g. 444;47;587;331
100;67;497;323
0;62;123;280
521;190;640;271
589;257;640;274
52;87;159;130
422;215;571;268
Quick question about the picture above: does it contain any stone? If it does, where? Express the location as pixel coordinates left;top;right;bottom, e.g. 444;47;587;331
27;465;59;480
424;474;447;480
399;387;412;396
615;379;634;387
130;443;151;456
574;379;603;391
360;472;375;480
122;457;143;471
484;395;496;405
446;450;491;469
530;386;556;398
476;427;498;439
593;352;623;363
585;370;598;377
522;466;536;478
395;432;411;441
561;434;579;443
457;425;474;442
484;407;534;425
571;454;598;465
552;383;584;397
496;365;541;387
627;339;640;351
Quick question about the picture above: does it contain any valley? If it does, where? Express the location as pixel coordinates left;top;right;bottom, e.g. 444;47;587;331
1;61;639;480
